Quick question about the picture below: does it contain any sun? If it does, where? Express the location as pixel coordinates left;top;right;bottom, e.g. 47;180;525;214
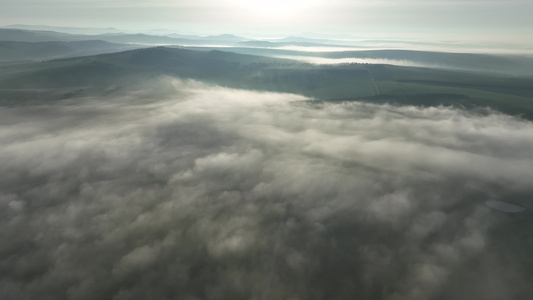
233;0;321;15
242;0;308;11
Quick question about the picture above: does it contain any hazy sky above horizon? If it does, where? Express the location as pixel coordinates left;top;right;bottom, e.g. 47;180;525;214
1;0;532;43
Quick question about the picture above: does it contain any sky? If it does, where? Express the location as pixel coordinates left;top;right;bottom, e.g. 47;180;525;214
1;0;532;43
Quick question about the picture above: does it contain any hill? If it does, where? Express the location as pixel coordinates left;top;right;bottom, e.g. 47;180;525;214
1;46;532;119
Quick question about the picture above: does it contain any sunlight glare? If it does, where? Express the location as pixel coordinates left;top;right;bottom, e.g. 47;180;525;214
233;0;322;17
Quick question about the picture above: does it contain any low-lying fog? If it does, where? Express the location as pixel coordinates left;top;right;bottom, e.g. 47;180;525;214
279;56;428;68
183;44;533;76
184;37;533;57
1;78;533;300
241;41;533;55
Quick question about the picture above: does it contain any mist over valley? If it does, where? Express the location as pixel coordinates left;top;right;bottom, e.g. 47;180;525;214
2;78;533;299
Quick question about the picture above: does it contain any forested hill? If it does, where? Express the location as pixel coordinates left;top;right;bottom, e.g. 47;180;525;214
1;46;533;119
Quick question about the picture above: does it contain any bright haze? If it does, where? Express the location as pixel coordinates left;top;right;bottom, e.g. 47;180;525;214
1;0;533;44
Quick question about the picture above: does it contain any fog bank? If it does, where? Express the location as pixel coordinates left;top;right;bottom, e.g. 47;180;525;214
1;78;532;300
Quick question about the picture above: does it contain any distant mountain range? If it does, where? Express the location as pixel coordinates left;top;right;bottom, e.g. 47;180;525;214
276;36;343;44
0;27;351;62
0;26;348;47
2;27;532;78
238;40;349;48
0;40;141;62
2;25;250;41
0;28;251;46
2;24;123;35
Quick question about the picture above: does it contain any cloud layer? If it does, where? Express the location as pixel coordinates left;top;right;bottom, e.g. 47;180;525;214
1;78;532;300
